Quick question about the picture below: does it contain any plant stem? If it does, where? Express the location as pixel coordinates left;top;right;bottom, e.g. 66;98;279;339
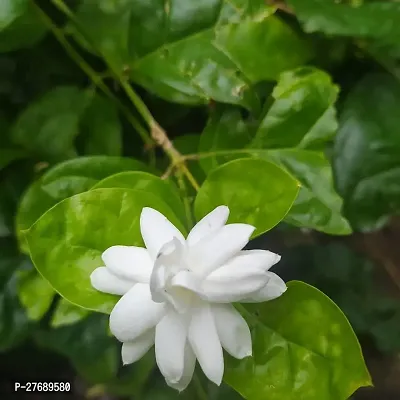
48;0;200;191
32;1;151;145
175;170;194;229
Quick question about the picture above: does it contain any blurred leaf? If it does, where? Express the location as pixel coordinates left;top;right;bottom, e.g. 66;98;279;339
106;352;155;396
257;149;351;235
287;0;400;44
10;86;91;160
51;298;90;328
16;156;150;252
225;281;371;400
284;243;400;354
0;161;34;238
0;148;26;171
194;158;299;237
35;313;118;383
0;1;46;52
0;239;33;352
16;268;54;321
25;188;187;313
72;1;310;109
92;171;187;228
78;94;122;156
251;67;339;149
334;73;400;231
199;107;252;173
0;0;26;30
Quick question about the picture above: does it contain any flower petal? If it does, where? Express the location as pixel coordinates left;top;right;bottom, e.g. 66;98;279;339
150;238;184;303
140;207;185;260
110;283;166;342
188;304;224;386
102;246;153;283
238;249;281;271
90;267;134;295
241;272;287;303
200;260;269;303
212;304;252;359
171;265;268;303
187;224;255;278
155;310;188;384
165;343;196;392
121;330;155;365
187;206;229;246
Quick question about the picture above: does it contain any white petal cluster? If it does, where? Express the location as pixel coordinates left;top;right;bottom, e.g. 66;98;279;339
91;206;286;390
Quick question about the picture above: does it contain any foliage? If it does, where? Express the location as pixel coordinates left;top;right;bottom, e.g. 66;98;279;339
2;0;400;398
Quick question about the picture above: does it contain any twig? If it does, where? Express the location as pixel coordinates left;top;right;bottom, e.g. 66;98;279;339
49;0;201;192
32;1;151;145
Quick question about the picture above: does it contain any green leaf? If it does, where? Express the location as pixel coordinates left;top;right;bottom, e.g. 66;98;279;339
72;1;310;109
16;156;150;252
51;298;91;328
287;0;400;44
194;158;299;237
0;162;34;238
10;86;91;160
0;0;26;30
78;94;122;156
92;171;187;228
0;149;26;171
251;67;339;149
333;73;400;231
35;313;118;384
257;150;351;235
199;107;253;173
25;188;187;313
106;352;155;396
225;281;372;400
16;269;54;321
0;239;33;351
0;1;46;52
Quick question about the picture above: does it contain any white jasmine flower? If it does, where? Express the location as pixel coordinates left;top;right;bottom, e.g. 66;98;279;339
90;206;286;391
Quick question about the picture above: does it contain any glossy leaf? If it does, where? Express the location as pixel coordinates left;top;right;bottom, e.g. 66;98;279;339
257;150;351;235
333;74;400;231
199;107;252;173
25;188;187;313
92;171;187;228
78;94;122;156
16;156;150;252
194;158;299;237
0;1;46;52
72;1;310;109
10;86;90;160
17;269;54;321
251;67;339;149
51;298;90;328
287;0;400;44
225;281;372;400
